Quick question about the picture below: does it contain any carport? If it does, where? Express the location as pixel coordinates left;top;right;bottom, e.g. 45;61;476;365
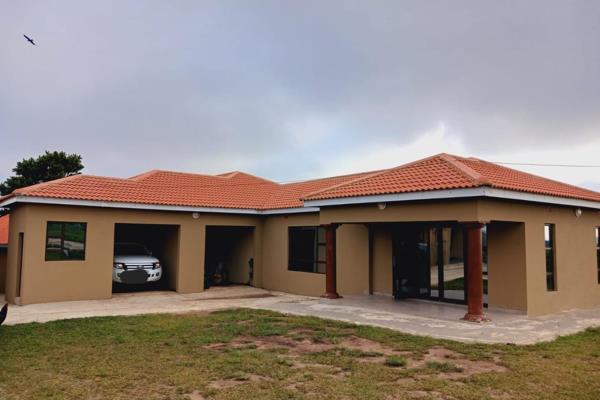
204;226;255;289
113;223;180;293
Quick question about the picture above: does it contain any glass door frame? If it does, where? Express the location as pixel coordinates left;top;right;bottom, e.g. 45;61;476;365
392;222;468;305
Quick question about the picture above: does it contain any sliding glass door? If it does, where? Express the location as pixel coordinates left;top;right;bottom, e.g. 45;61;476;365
393;225;468;304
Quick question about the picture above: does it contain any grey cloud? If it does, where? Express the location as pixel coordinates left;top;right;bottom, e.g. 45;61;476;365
1;1;599;182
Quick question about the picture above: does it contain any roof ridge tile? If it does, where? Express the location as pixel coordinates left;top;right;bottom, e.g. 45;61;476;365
301;153;463;200
439;154;492;186
467;157;600;197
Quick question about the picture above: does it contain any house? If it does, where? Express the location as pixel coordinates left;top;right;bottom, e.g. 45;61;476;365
0;153;599;319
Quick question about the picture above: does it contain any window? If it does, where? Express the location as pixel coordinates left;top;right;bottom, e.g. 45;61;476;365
596;227;600;284
544;224;556;291
288;226;326;273
45;222;87;261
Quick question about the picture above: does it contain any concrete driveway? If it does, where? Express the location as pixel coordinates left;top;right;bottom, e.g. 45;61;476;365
3;286;600;345
1;286;308;325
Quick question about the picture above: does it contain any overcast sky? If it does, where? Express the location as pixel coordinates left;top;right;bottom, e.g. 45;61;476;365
2;1;600;189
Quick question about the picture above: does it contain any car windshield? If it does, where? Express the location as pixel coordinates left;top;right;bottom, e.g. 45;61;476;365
115;243;150;256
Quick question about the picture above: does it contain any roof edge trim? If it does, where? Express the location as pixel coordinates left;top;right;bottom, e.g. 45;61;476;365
0;196;318;215
303;187;600;210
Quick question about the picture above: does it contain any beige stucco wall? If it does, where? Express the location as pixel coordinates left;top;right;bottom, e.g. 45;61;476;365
336;224;369;295
319;199;480;224
227;229;254;284
371;226;393;296
487;222;527;311
261;213;324;296
5;205;27;303
5;204;261;305
0;248;6;294
479;199;600;316
4;197;600;316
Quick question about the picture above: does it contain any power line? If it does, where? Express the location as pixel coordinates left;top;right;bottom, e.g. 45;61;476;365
493;161;600;168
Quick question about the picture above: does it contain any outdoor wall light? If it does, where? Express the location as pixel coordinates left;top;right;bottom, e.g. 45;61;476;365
574;208;582;218
377;202;387;210
192;212;200;219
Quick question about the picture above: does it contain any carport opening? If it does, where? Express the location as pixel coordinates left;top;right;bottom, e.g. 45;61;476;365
204;226;255;289
113;223;180;294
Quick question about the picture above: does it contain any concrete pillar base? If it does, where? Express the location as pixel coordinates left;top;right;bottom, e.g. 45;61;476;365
463;313;491;323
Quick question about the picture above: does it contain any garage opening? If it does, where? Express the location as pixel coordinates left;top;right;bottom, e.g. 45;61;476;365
204;226;255;289
113;223;180;294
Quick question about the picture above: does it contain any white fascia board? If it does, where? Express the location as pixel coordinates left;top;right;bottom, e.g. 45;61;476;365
0;196;260;214
304;187;600;210
303;188;487;207
482;188;600;210
0;195;319;215
261;207;320;215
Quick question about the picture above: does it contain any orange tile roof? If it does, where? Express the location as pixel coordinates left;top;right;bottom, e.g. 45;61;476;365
304;154;600;202
0;154;598;211
0;215;9;245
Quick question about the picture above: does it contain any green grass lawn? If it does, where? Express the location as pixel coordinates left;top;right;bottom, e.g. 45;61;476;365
1;309;600;400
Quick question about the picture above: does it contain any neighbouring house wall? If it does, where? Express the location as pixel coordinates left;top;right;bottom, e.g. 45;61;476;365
261;213;325;297
479;199;600;316
336;224;369;295
487;222;527;311
4;203;261;305
0;248;6;293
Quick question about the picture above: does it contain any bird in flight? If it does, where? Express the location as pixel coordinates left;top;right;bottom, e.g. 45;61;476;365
23;34;36;46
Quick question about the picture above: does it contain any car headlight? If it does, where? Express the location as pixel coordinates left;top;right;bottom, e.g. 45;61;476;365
114;263;125;270
153;262;161;270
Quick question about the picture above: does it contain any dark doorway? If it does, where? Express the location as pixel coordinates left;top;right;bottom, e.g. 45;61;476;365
112;223;180;293
392;224;468;304
204;226;254;289
392;226;430;299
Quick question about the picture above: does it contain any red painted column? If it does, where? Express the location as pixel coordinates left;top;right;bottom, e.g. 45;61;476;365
462;222;490;322
321;224;341;299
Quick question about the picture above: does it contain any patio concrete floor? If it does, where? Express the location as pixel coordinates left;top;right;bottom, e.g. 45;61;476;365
2;286;600;345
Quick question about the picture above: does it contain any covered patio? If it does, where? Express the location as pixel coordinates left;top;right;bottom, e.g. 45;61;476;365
320;220;491;322
260;293;600;345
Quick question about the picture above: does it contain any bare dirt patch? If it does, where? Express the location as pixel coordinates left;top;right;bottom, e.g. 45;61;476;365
405;390;457;399
203;336;507;381
408;346;508;379
186;390;206;400
203;334;333;355
340;336;407;356
208;373;273;389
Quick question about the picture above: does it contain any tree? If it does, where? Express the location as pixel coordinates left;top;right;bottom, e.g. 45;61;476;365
0;151;84;195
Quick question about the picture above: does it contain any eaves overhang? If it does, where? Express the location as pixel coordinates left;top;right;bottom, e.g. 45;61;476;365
303;187;600;210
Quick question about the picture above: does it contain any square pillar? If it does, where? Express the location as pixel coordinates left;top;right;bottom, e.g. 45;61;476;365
321;224;341;299
462;222;490;322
